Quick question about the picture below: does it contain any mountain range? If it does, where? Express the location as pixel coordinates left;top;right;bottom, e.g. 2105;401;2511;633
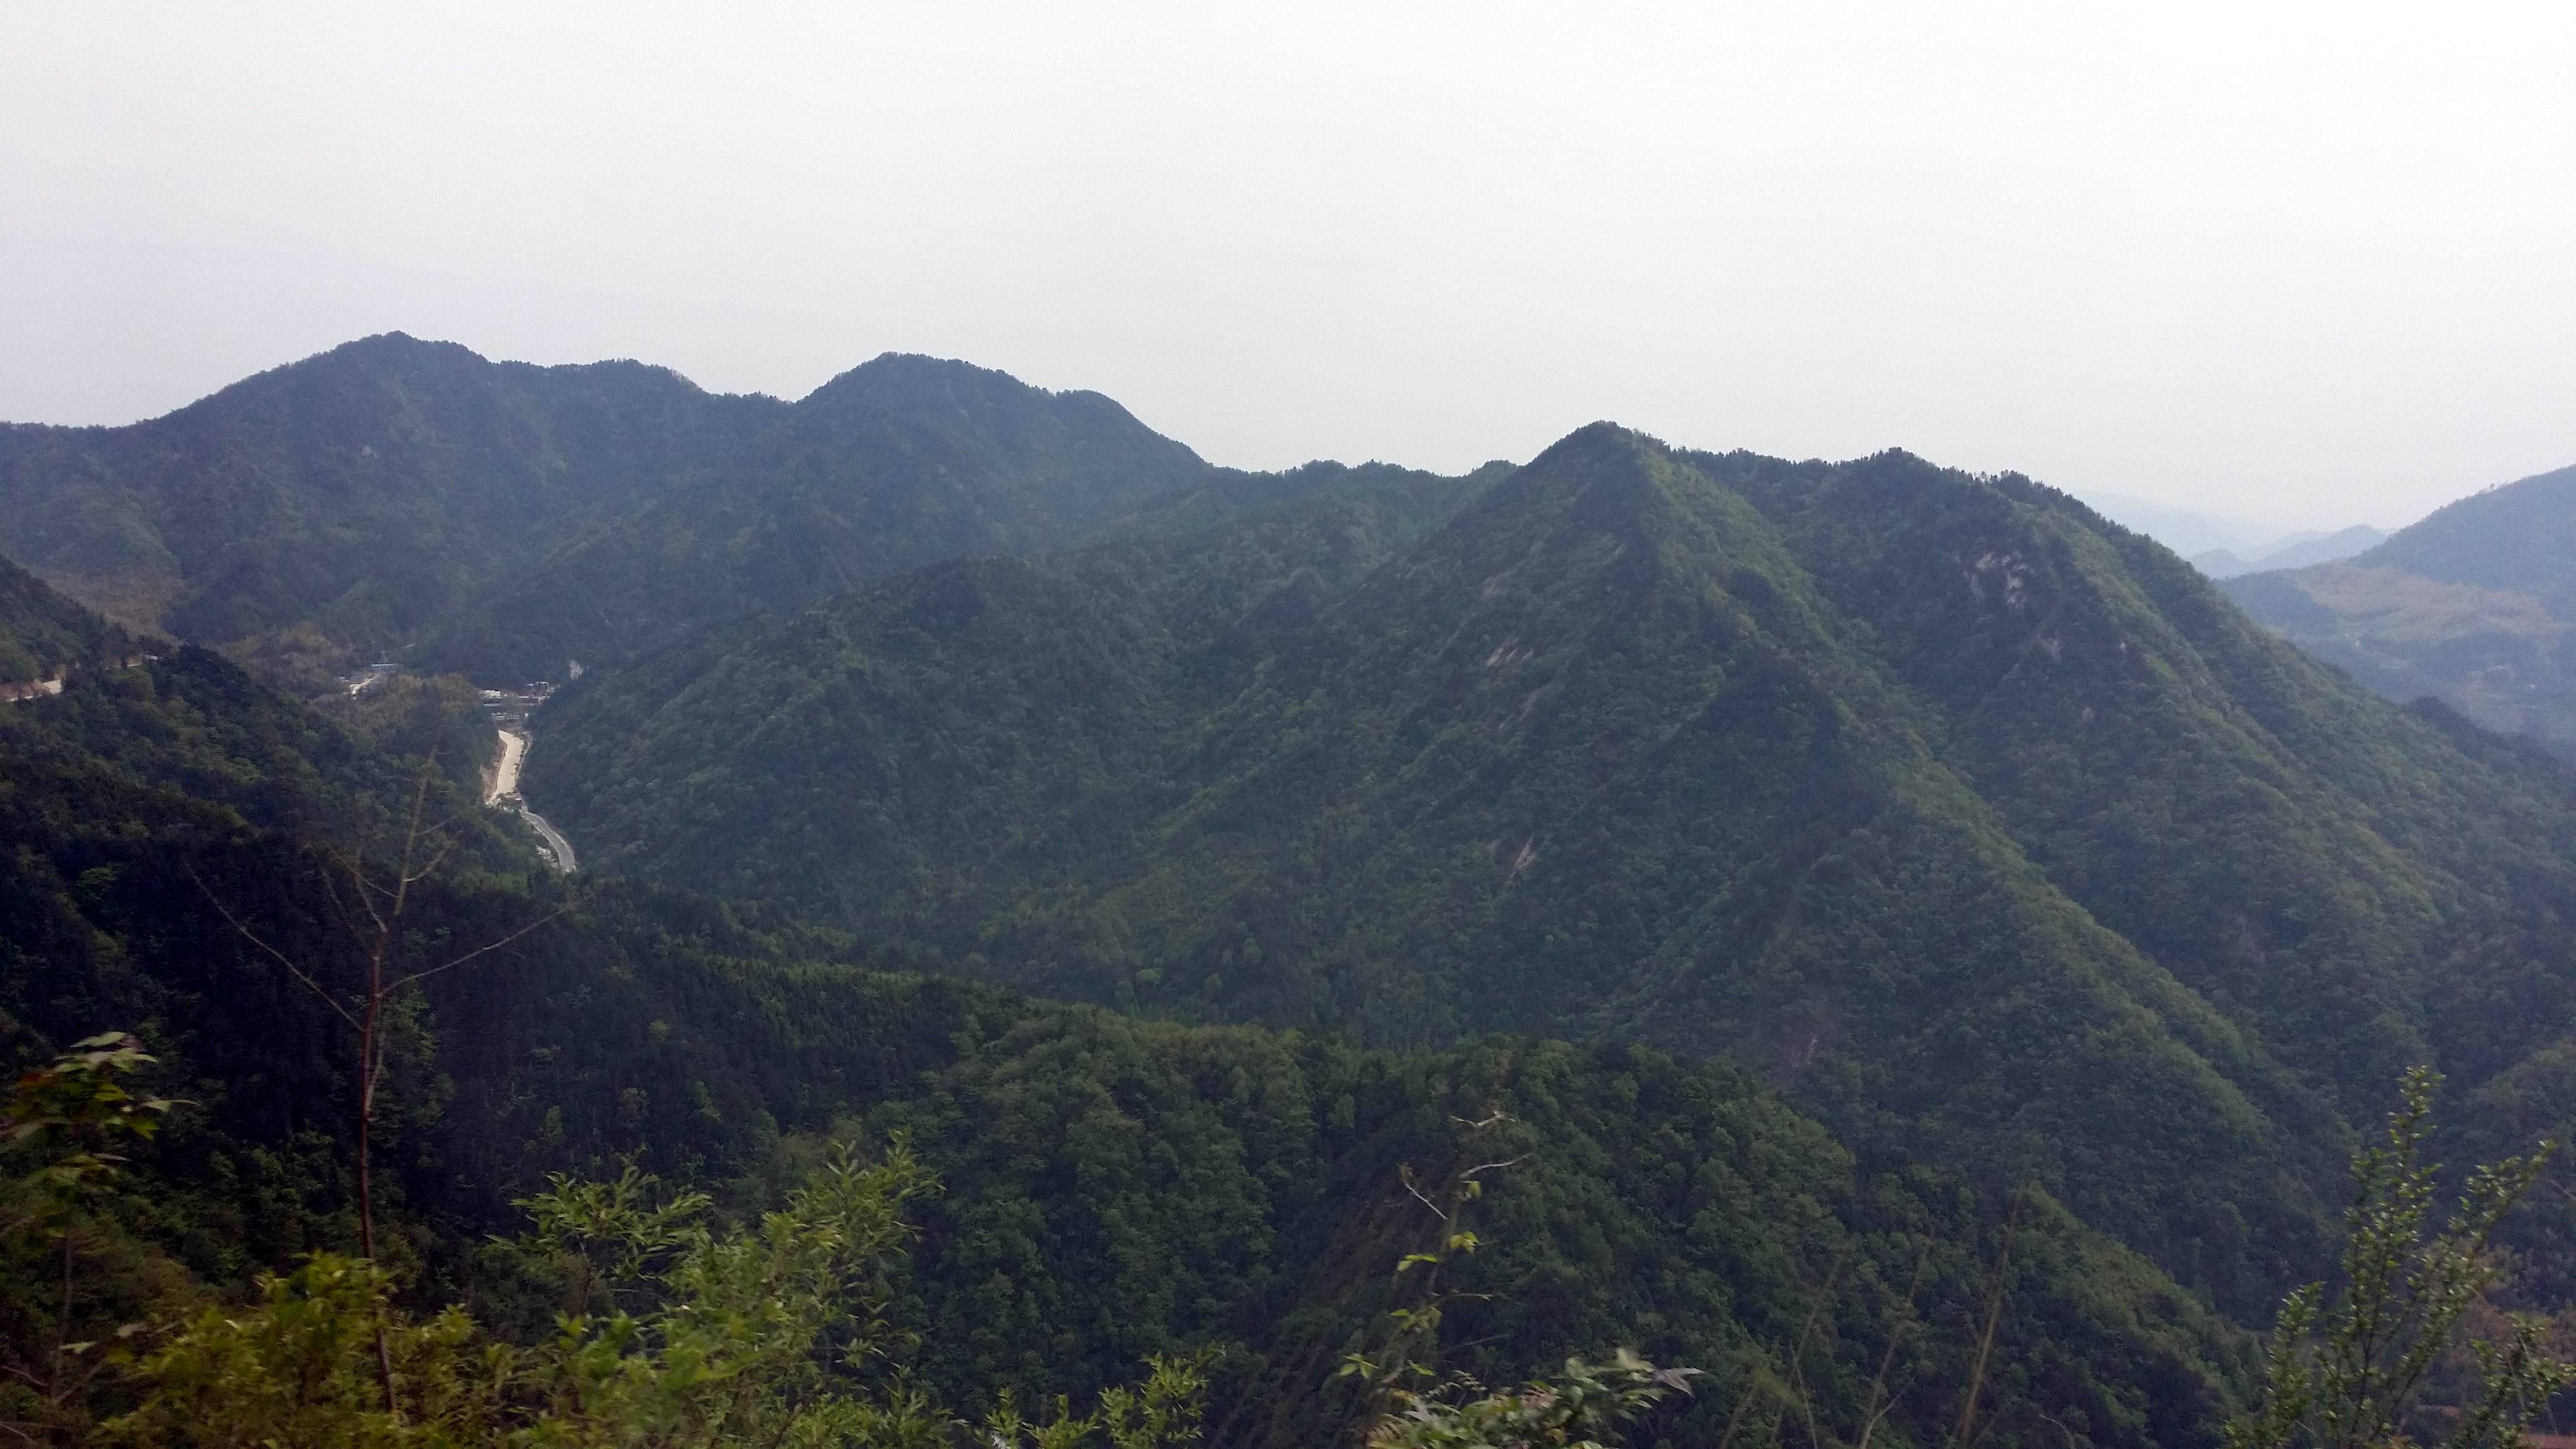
4;336;2575;1445
2187;524;2386;579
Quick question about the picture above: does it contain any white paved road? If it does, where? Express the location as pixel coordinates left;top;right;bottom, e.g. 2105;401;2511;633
487;725;575;872
520;806;578;872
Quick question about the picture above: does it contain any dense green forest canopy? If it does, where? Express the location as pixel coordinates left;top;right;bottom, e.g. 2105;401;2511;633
529;424;2576;1322
0;561;2268;1448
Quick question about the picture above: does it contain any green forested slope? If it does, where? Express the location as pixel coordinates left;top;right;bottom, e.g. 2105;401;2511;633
0;562;2258;1448
1692;449;2576;1100
531;426;2576;1315
0;553;137;683
527;462;1520;930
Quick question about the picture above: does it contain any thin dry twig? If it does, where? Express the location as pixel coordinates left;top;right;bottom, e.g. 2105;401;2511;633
1855;1249;1931;1449
187;725;572;1428
1712;1356;1782;1449
391;904;571;990
1398;1169;1450;1222
1784;1251;1850;1449
1954;1191;2026;1449
189;869;361;1029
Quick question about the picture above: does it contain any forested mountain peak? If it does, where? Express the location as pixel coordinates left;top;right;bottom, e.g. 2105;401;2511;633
0;337;1417;686
0;334;781;665
800;348;1161;426
135;330;762;451
1468;421;1674;517
738;346;1216;539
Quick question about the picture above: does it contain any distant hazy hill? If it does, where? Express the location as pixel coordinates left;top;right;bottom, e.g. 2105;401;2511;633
531;424;2576;1313
2222;463;2576;754
0;335;1355;685
2072;490;2282;559
2069;492;2383;580
2188;524;2386;579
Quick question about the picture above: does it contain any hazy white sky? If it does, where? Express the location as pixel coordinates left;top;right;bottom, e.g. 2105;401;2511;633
4;2;2570;529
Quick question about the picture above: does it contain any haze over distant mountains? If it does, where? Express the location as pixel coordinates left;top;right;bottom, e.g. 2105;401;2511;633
2222;462;2576;756
2067;490;2386;578
2186;525;2389;580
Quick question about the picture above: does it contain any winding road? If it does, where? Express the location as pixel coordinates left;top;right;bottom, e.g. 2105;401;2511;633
486;726;577;872
520;805;578;873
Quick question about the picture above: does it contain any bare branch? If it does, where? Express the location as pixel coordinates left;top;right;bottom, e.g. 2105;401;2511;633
398;756;436;881
315;860;367;937
325;845;393;937
1778;1251;1847;1449
389;904;572;991
1956;1192;2025;1449
1397;1174;1450;1222
402;829;462;888
1854;1249;1928;1449
188;868;361;1030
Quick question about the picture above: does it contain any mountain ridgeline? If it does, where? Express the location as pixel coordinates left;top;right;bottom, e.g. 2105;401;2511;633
0;333;1397;685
